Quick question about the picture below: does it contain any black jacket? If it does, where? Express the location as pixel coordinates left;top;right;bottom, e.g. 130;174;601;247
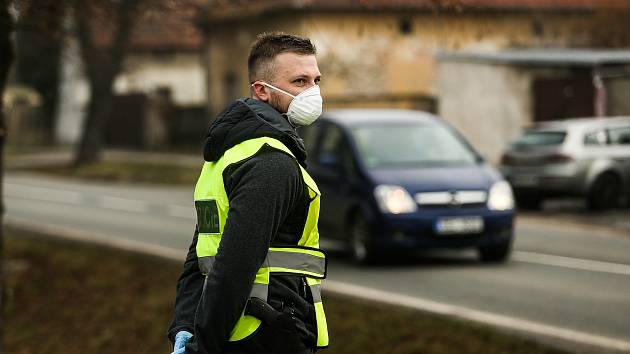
168;98;318;354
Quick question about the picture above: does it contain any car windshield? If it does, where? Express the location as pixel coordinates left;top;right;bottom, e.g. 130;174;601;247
350;123;479;169
512;130;566;149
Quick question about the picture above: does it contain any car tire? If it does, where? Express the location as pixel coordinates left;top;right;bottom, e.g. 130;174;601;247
478;239;512;263
349;214;378;265
587;172;621;211
515;194;543;210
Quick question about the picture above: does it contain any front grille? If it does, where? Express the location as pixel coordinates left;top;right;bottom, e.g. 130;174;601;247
415;191;487;208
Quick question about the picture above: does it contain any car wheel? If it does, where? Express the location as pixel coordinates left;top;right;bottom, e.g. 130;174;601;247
587;172;621;211
350;214;378;264
515;194;543;210
478;239;512;263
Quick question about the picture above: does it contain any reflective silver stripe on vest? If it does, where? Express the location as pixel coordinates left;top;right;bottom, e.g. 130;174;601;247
268;249;326;278
310;284;322;303
249;283;268;301
199;256;215;275
250;256;270;301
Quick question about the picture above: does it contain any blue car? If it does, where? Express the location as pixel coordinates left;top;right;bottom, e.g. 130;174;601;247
300;109;515;264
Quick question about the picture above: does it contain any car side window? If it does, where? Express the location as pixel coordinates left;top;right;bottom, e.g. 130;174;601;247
608;126;630;145
299;122;322;157
584;130;607;146
339;136;359;177
317;124;342;166
316;124;358;176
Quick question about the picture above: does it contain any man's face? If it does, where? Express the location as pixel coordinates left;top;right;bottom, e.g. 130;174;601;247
253;52;321;113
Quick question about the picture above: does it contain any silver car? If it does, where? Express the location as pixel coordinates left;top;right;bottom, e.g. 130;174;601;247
500;117;630;210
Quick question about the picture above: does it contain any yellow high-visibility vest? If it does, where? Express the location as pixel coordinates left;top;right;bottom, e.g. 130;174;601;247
194;136;329;348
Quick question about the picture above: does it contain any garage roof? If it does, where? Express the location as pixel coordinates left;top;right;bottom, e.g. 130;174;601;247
438;49;630;67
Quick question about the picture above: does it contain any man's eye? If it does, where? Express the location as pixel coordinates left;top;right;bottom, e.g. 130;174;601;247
315;78;321;85
294;79;306;86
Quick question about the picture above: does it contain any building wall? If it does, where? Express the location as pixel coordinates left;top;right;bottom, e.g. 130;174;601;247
114;52;206;106
204;9;630;117
205;16;301;118
437;61;532;164
56;48;206;145
55;33;89;145
606;77;630;116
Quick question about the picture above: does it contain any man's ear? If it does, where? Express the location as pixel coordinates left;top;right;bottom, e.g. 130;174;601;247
251;82;270;102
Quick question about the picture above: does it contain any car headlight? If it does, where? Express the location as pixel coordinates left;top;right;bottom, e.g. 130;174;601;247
487;181;515;211
374;185;418;214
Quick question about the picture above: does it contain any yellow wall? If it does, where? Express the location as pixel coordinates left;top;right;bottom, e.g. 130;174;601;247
205;9;630;116
205;16;301;117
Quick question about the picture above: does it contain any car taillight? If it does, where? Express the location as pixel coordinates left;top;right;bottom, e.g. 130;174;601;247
544;153;573;164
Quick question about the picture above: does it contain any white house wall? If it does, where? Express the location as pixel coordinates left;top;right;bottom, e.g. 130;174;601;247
606;77;630;116
55;33;89;145
437;61;532;164
114;52;206;106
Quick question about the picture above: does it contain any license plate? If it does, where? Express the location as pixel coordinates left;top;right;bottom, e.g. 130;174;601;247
512;175;539;187
435;217;484;235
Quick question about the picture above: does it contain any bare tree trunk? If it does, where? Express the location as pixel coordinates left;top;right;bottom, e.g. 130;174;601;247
0;1;13;351
75;82;114;164
73;0;139;166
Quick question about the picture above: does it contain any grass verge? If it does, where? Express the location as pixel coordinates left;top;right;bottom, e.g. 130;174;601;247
16;160;201;185
5;231;569;354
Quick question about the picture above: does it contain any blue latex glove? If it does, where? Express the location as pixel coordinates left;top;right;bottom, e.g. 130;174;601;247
171;331;193;354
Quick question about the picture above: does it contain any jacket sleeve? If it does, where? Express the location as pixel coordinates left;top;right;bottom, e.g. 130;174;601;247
167;226;205;343
185;149;304;354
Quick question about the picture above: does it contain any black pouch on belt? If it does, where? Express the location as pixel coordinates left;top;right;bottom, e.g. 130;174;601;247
245;297;315;354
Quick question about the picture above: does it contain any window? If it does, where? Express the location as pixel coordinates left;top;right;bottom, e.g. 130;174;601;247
608;126;630;145
317;124;342;166
351;123;478;168
315;124;357;175
399;18;413;35
512;131;566;149
584;130;607;146
339;137;358;177
299;122;322;156
223;72;238;107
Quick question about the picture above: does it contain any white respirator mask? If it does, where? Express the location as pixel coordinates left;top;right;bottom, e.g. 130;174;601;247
256;82;323;127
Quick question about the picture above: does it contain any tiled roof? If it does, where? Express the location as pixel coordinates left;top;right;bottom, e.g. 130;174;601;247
94;0;204;51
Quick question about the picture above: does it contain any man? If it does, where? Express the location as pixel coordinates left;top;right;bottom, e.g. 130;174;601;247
167;32;329;354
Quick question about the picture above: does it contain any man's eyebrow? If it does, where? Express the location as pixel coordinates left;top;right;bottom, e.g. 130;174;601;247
290;74;322;80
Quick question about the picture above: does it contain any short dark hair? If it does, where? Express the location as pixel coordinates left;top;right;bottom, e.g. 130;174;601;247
248;32;317;83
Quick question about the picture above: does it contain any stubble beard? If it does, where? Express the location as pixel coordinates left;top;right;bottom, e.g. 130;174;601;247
268;90;288;115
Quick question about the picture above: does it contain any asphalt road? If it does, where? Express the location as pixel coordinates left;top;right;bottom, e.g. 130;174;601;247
5;173;630;354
